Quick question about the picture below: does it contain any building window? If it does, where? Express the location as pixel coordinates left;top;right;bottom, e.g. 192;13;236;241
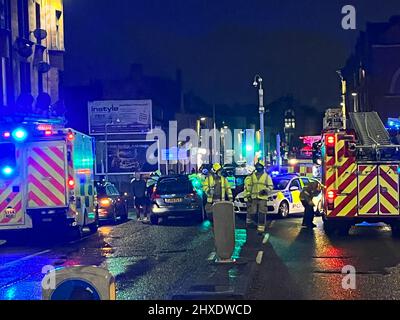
55;10;62;49
284;109;296;129
20;61;31;93
17;0;29;38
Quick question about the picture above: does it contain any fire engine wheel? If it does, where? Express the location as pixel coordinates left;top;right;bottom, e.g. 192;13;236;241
391;223;400;238
278;201;289;218
323;219;337;236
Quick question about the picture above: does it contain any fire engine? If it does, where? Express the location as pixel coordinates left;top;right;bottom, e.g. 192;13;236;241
0;115;98;239
316;109;400;236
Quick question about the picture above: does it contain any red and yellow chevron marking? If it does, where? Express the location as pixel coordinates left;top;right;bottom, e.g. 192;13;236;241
0;177;24;225
379;165;399;215
358;165;379;215
27;145;66;208
0;148;24;226
328;136;357;217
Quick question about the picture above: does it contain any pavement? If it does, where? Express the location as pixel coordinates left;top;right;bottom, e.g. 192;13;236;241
2;211;400;300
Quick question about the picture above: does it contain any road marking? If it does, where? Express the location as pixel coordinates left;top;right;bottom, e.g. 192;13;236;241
256;251;263;265
262;233;270;244
207;252;216;261
0;249;51;272
269;221;275;228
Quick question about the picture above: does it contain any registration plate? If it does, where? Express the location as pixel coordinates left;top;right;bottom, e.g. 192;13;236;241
5;208;16;219
164;198;183;204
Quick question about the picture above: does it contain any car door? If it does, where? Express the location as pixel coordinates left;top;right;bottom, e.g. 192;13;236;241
288;179;303;213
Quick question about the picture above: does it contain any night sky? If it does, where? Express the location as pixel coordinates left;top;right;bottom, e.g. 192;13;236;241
63;0;400;111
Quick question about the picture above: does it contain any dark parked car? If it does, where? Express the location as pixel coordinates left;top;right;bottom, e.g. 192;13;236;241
150;175;204;225
95;181;129;223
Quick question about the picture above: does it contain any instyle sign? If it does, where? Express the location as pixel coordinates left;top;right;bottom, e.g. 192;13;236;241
88;100;152;134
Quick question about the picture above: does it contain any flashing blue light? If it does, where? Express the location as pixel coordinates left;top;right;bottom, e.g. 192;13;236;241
389;121;395;127
1;166;14;176
12;128;28;142
398;167;400;174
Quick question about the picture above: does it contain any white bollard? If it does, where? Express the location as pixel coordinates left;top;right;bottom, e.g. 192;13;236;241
212;201;236;263
42;266;116;300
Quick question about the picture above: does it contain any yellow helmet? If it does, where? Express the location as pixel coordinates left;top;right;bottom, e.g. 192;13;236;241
256;160;265;167
212;163;222;172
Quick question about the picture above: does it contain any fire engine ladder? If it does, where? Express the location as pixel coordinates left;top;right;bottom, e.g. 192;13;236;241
349;112;391;146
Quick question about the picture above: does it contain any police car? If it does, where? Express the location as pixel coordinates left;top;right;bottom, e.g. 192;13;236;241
234;174;322;218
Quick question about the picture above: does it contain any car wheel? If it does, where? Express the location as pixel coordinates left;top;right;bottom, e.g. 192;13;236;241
88;212;99;233
120;205;128;222
111;208;118;224
150;214;159;225
278;201;289;218
66;225;83;241
323;218;337;236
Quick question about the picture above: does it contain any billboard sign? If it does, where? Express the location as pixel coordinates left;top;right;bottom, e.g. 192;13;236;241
96;140;159;175
88;100;152;135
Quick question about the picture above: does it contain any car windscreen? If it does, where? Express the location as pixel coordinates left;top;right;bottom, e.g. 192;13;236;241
157;178;192;195
272;178;291;190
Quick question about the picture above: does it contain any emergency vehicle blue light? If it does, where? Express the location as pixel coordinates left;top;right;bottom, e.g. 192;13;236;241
12;128;28;142
1;166;14;176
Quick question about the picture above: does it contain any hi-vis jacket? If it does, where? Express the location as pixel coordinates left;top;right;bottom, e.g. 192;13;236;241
244;173;274;201
300;182;320;206
202;174;233;203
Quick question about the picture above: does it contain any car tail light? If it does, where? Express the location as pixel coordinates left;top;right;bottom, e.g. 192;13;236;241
325;134;335;157
185;193;196;201
326;190;337;210
151;193;161;200
100;198;111;207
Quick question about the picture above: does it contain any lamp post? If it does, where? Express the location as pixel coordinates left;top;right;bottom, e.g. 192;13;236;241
351;92;358;113
104;117;120;181
337;70;347;129
253;75;265;164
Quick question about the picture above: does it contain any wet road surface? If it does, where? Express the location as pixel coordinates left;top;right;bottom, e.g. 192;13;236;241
248;216;400;300
2;212;400;300
0;215;218;300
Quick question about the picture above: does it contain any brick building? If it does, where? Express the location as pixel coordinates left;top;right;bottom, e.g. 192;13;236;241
342;16;400;122
0;0;65;113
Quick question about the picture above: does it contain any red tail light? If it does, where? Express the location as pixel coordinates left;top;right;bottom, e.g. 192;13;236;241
326;190;337;210
68;178;75;189
67;131;75;141
325;134;335;157
151;193;160;200
185;193;196;201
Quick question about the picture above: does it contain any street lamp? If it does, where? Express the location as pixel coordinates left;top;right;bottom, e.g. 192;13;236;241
351;92;358;113
336;70;347;129
104;117;121;181
253;74;265;164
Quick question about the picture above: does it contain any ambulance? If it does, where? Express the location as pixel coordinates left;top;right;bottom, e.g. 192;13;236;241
0;115;98;239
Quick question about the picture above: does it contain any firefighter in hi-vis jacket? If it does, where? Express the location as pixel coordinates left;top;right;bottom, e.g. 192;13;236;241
202;163;233;219
244;160;274;233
